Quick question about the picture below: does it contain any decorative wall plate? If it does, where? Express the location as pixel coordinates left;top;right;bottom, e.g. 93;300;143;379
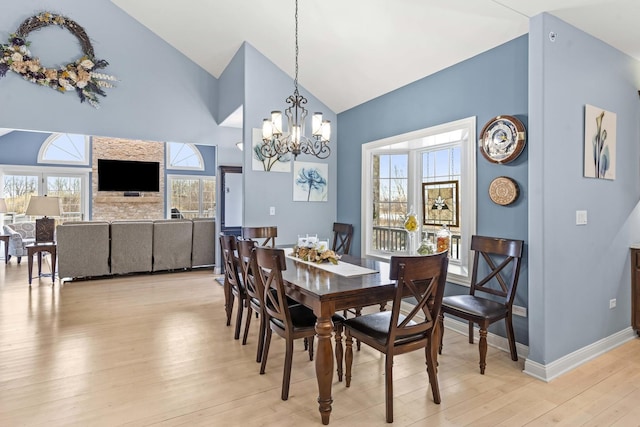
488;176;519;206
479;115;526;164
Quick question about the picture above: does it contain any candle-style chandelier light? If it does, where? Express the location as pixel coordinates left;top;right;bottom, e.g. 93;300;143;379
260;0;331;161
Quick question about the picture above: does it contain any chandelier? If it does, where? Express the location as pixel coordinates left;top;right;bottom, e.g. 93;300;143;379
261;0;331;161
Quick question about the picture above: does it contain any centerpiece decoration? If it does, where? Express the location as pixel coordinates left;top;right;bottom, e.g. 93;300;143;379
0;12;116;108
292;234;340;265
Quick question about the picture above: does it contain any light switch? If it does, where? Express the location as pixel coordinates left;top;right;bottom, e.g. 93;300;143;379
576;210;587;225
269;206;276;215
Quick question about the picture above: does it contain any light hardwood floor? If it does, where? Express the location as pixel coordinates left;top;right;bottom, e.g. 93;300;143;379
1;258;640;426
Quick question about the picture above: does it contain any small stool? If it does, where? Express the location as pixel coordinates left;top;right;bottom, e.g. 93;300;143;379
25;242;57;285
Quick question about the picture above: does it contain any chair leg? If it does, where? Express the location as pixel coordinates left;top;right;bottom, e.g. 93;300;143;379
468;321;474;344
384;354;394;423
505;314;518;361
242;305;253;345
256;311;266;363
234;297;244;340
355;307;362;351
282;338;294;400
17;256;21;264
260;327;272;375
438;313;445;355
334;323;343;382
478;324;488;374
345;333;353;387
226;292;234;326
307;335;314;361
425;335;441;404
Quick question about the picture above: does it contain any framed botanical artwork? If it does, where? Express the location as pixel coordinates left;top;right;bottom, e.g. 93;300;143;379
584;104;616;180
422;180;459;227
293;161;328;202
251;128;291;172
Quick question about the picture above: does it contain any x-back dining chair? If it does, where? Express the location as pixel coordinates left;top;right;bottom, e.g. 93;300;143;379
343;252;449;423
219;233;247;340
438;235;524;374
236;238;264;361
253;246;345;400
331;222;354;255
242;226;277;248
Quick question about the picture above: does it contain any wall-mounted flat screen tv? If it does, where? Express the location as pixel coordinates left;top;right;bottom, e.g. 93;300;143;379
97;159;160;192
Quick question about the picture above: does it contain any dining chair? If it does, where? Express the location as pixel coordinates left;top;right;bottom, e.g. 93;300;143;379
237;238;311;364
219;233;247;340
343;251;449;423
438;235;524;374
236;238;264;360
253;246;345;400
242;226;277;247
331;222;353;255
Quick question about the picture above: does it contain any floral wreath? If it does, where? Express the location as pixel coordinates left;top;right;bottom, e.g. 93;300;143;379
0;12;116;108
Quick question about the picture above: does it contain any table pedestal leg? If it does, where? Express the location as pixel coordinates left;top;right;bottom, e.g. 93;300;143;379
315;315;334;425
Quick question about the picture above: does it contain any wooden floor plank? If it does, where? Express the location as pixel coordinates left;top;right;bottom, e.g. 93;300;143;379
0;259;639;426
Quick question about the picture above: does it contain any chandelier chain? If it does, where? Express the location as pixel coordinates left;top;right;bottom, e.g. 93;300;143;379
294;0;299;95
260;0;330;161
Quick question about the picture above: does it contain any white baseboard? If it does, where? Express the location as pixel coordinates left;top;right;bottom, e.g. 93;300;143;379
522;327;636;382
389;303;635;383
443;317;636;382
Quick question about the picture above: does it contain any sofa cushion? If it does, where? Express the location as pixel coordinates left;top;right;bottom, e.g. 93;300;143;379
110;220;154;274
152;219;193;271
191;218;215;267
56;221;111;279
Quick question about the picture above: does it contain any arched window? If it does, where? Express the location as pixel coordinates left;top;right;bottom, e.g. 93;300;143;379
38;133;89;165
166;142;204;171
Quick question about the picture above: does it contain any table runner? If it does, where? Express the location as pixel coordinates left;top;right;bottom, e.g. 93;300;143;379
284;248;378;277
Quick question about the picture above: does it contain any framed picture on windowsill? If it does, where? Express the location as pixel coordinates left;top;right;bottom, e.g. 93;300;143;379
422;180;459;227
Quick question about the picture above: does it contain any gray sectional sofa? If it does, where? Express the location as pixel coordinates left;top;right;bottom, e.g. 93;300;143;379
56;218;215;282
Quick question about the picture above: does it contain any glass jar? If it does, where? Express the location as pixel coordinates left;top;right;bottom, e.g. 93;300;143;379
417;236;436;255
404;206;419;254
436;224;452;254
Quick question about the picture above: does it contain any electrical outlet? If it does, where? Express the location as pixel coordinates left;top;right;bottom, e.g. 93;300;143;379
512;305;527;317
609;298;616;309
269;206;275;215
576;210;588;225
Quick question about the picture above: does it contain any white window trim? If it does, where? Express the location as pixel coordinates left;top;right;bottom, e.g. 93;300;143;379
37;133;90;165
166;174;215;219
0;164;91;221
361;116;476;286
166;143;205;171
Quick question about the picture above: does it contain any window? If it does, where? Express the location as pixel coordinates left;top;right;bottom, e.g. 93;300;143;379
38;133;89;165
46;175;84;222
167;175;215;219
1;168;89;224
166;142;205;170
362;117;476;285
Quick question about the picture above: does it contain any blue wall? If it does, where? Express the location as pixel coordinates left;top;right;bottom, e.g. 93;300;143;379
0;0;238;147
338;36;530;344
528;14;640;366
241;43;338;246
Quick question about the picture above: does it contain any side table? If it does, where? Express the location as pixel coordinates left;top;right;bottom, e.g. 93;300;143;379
26;242;57;285
0;234;9;264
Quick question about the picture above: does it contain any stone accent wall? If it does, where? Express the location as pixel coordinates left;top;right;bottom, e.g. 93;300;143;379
92;137;164;221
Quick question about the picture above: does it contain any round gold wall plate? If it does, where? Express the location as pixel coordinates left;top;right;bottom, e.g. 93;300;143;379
489;176;519;206
479;115;526;164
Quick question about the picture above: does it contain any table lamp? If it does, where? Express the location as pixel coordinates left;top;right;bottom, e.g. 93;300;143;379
25;196;62;242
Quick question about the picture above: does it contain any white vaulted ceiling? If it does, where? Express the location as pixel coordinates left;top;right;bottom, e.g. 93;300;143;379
110;0;640;114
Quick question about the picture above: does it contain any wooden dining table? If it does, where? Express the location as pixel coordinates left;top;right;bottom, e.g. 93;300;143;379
280;253;395;425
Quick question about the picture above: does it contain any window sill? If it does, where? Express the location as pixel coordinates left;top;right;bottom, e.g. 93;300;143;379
366;251;469;287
